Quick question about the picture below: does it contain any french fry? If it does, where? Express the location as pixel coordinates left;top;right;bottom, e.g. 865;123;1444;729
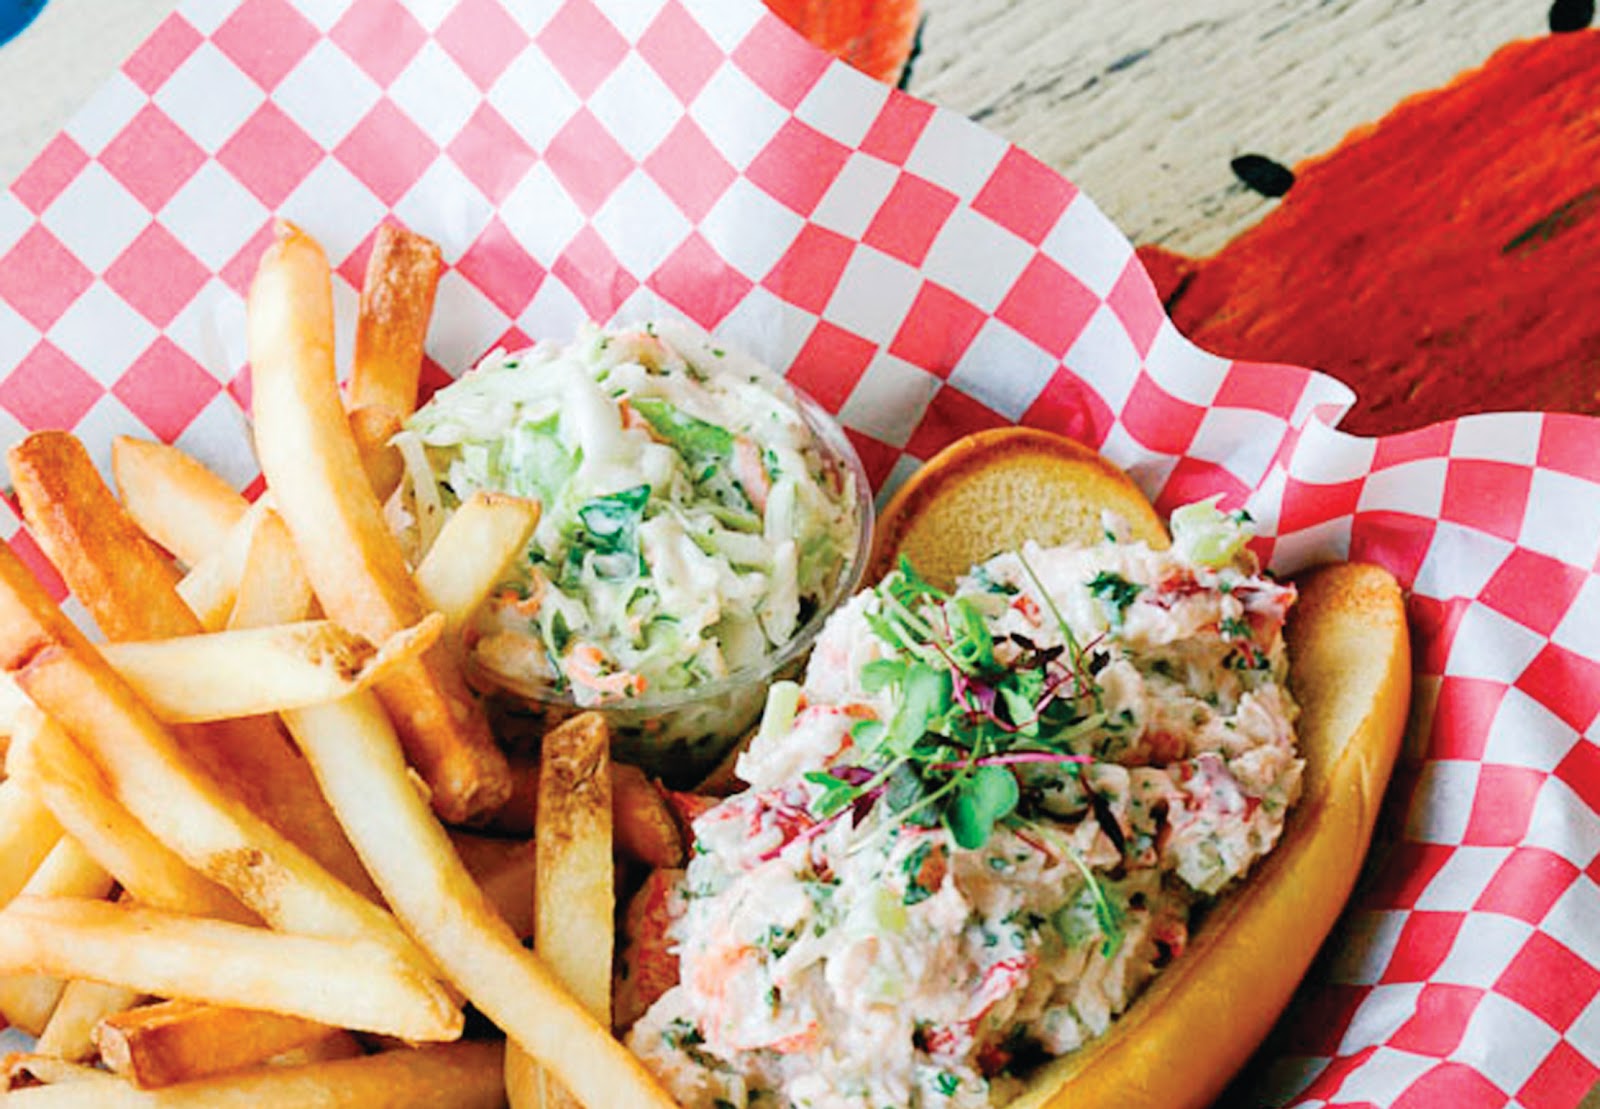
227;510;316;630
95;1000;350;1089
7;711;250;924
7;431;376;899
9;437;188;643
0;837;113;1035
11;642;423;967
450;832;535;939
488;757;687;867
263;1030;364;1067
347;404;405;504
0;778;61;909
509;712;616;1109
485;752;541;837
350;223;443;420
0;897;459;1041
413;491;541;640
1;1055;110;1090
37;982;146;1063
249;225;510;824
612;763;686;869
276;692;676;1106
110;437;249;570
0;1042;505;1108
174;501;266;633
96;616;442;725
0;614;436;731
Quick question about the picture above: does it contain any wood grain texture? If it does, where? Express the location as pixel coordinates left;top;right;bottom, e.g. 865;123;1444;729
910;0;1543;252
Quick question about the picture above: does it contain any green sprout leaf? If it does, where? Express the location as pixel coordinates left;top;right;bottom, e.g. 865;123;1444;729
945;765;1020;850
803;771;860;818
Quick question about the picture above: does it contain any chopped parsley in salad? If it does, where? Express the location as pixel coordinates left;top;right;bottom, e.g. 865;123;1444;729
628;500;1303;1107
392;322;860;707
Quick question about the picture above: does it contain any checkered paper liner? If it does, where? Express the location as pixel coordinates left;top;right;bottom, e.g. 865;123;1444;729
0;0;1596;1103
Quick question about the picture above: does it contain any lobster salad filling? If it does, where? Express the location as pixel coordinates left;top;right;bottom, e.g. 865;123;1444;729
628;500;1303;1107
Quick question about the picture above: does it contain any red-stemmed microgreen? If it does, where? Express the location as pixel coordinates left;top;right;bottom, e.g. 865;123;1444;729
806;554;1115;855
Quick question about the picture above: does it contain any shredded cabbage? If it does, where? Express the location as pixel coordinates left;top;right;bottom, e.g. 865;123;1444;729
398;322;860;705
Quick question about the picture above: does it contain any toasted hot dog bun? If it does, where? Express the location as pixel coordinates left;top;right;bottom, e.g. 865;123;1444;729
874;428;1410;1108
870;427;1169;589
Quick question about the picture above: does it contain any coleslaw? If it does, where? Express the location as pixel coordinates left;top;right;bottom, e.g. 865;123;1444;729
392;322;862;714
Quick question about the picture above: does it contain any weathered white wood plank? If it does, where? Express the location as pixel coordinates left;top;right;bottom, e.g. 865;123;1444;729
909;0;1547;252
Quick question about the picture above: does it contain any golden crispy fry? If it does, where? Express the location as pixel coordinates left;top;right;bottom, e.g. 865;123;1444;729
277;691;675;1106
227;510;316;629
0;897;459;1041
249;225;510;824
350;224;443;421
7;711;250;924
7;431;374;898
12;643;421;966
110;437;249;570
611;763;686;869
37;980;146;1063
450;831;535;939
413;491;540;641
262;1030;364;1067
347;404;405;504
0;1042;505;1108
0;778;62;909
9;435;188;643
95;1000;350;1089
98;617;441;725
509;712;616;1109
0;836;113;1034
487;757;686;867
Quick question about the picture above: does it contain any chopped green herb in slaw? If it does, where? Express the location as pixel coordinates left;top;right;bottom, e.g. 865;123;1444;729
392;322;860;708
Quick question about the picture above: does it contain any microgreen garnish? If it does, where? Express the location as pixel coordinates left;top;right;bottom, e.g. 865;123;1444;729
804;555;1111;854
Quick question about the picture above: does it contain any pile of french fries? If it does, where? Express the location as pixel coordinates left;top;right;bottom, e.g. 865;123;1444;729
0;223;696;1106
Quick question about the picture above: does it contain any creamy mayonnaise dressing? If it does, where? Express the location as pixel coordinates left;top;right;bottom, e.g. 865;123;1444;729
394;322;860;707
630;503;1302;1107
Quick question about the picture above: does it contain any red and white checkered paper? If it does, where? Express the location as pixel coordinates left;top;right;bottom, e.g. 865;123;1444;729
0;0;1596;1103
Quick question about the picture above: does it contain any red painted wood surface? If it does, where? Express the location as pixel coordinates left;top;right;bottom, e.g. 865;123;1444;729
763;0;920;83
1140;31;1600;437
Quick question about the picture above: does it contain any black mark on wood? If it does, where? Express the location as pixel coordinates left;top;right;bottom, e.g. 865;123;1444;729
1503;186;1600;254
1550;0;1595;32
1231;154;1295;198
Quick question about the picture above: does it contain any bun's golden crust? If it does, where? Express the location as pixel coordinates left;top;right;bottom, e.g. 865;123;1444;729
871;428;1168;590
876;429;1409;1107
